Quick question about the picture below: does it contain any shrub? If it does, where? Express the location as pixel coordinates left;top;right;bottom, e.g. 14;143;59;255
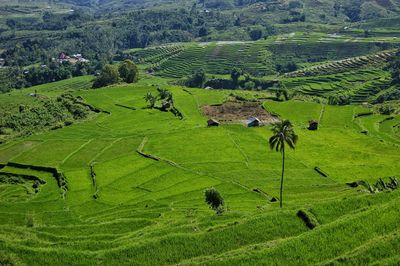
205;187;224;213
377;104;396;115
244;81;255;90
297;209;319;229
328;94;350;105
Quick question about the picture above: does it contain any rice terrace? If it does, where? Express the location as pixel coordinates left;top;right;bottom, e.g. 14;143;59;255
0;0;400;265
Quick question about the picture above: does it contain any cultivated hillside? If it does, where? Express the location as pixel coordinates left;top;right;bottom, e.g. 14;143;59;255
0;76;399;264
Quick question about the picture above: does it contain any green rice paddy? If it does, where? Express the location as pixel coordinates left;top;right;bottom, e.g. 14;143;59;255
0;73;399;264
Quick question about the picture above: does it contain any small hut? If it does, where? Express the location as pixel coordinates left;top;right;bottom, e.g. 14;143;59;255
207;119;220;127
308;120;318;130
247;117;260;127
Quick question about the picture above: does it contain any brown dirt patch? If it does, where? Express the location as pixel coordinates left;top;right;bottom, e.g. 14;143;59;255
202;101;279;125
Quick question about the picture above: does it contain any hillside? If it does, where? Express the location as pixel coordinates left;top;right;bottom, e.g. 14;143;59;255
129;34;400;78
0;74;399;264
1;0;400;265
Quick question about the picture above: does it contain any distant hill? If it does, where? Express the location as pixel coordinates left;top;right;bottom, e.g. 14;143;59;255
59;0;400;22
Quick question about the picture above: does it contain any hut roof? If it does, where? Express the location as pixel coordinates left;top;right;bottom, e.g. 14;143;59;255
247;117;260;123
207;119;220;125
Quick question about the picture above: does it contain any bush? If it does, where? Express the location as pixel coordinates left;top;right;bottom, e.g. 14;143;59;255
328;94;350;105
244;81;255;90
205;187;224;214
297;209;319;229
377;104;395;115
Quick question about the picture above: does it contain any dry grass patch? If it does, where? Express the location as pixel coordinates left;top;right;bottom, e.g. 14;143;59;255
202;101;279;125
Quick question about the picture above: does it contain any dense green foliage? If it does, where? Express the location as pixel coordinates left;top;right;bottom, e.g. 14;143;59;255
0;93;94;141
118;60;139;83
204;187;225;213
92;64;120;88
185;69;207;88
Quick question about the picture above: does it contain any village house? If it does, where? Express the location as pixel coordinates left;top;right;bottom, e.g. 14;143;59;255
57;52;89;64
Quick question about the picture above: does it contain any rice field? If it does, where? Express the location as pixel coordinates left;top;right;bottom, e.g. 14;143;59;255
0;74;399;264
129;34;400;79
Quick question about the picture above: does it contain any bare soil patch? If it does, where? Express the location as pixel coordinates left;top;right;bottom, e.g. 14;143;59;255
202;101;279;125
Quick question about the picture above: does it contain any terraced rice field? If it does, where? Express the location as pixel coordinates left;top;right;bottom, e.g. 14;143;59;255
284;50;398;77
0;77;399;265
153;42;273;77
282;68;392;103
129;35;400;79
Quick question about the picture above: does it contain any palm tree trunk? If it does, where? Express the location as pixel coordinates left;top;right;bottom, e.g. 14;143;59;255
280;148;285;208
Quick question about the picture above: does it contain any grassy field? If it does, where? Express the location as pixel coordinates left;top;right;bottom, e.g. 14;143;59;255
0;73;399;265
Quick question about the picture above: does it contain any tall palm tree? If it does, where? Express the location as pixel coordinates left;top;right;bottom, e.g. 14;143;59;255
144;92;157;108
269;120;298;208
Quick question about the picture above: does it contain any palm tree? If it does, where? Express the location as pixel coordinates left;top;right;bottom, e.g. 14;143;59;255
269;120;298;208
157;88;171;100
144;92;156;108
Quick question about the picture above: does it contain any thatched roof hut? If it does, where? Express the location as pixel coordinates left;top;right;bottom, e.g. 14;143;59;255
247;117;260;127
207;119;220;127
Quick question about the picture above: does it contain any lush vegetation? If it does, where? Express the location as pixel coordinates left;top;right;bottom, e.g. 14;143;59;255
1;0;400;265
0;73;399;264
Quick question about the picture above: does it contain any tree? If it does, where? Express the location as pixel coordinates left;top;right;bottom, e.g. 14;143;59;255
157;88;172;100
157;88;173;111
269;120;298;208
249;28;263;41
198;26;208;37
118;59;138;83
205;187;224;214
275;88;289;101
186;69;206;87
144;92;156;108
231;68;241;88
92;64;119;88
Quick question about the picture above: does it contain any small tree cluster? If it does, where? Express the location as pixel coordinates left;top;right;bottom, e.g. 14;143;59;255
276;62;298;74
143;88;183;118
186;69;206;88
361;177;399;193
93;60;138;88
204;187;224;214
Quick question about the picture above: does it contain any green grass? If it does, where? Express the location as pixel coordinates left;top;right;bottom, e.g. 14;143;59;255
0;74;399;265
